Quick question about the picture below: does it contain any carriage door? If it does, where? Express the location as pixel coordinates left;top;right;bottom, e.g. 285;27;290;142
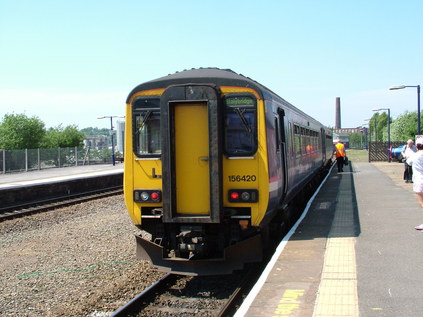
160;85;223;223
277;109;288;200
321;128;326;163
174;103;209;215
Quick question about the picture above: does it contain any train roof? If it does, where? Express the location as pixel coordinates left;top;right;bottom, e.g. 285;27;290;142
126;68;328;129
126;68;270;103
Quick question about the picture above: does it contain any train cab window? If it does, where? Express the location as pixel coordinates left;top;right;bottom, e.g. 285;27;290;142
133;98;161;156
224;96;257;156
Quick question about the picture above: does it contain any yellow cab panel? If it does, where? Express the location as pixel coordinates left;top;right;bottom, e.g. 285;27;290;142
124;90;164;225
220;87;270;227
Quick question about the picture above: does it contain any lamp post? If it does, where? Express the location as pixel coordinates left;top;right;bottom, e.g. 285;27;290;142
390;85;421;134
372;108;391;162
98;116;124;166
364;119;371;144
363;121;371;161
361;124;369;150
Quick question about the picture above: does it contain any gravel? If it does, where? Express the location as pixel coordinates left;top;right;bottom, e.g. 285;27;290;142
1;162;407;317
0;195;164;317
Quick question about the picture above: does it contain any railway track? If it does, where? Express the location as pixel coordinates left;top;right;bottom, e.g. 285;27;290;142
0;186;123;221
110;264;261;317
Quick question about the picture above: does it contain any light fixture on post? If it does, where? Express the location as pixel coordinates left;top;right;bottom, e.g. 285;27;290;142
361;123;369;150
364;119;371;144
372;108;391;162
363;121;371;161
98;116;125;166
389;85;421;134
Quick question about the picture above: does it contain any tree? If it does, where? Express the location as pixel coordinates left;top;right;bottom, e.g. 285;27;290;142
80;127;109;137
42;125;86;148
80;127;111;146
390;111;421;142
60;125;86;147
368;112;390;142
349;132;366;148
0;113;46;149
376;112;388;142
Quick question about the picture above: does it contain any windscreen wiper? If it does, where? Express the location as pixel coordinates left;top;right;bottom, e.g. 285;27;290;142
234;107;252;133
140;110;152;128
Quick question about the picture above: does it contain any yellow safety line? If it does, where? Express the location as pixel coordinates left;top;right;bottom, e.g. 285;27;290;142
313;181;359;316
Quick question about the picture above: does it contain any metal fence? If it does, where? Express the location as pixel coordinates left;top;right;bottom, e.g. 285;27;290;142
0;147;113;174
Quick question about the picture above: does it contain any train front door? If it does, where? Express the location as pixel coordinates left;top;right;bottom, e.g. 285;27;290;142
174;103;210;215
160;85;223;223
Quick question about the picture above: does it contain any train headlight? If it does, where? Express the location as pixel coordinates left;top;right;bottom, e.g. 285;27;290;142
134;190;162;203
141;192;150;201
228;189;258;203
241;192;251;201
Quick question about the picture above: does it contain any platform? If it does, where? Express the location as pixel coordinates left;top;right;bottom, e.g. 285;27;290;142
0;164;123;190
236;161;423;316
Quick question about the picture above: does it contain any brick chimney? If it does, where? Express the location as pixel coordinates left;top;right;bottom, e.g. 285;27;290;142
335;97;341;129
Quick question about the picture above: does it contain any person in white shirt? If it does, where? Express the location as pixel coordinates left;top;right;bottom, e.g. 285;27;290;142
402;139;417;183
406;139;423;230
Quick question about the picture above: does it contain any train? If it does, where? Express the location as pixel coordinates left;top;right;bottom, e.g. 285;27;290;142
124;68;333;275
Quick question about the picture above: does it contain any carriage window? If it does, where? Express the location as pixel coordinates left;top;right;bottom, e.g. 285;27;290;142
224;96;257;156
294;125;301;156
133;98;161;156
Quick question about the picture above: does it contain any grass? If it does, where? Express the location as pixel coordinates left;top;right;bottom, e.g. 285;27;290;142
346;149;369;162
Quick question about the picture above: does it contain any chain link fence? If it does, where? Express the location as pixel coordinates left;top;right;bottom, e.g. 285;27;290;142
0;147;115;174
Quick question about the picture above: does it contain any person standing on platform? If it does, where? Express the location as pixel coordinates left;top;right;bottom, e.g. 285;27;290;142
406;137;423;230
334;139;346;172
402;139;417;183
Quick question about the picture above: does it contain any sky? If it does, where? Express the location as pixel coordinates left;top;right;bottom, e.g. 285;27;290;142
0;0;422;130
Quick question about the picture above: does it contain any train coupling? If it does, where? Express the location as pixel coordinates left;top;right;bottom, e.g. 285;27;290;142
135;233;262;276
176;229;205;255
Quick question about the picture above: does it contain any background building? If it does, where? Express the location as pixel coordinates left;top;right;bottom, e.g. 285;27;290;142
116;120;125;153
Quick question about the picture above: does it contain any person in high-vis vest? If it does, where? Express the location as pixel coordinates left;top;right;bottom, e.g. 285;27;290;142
334;139;346;172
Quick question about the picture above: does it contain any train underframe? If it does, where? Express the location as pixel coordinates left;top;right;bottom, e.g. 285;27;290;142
134;166;328;276
135;213;263;276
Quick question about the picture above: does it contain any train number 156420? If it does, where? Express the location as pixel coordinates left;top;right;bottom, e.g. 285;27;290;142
228;175;257;182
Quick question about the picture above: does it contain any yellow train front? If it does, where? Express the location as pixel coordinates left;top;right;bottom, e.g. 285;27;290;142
124;68;332;275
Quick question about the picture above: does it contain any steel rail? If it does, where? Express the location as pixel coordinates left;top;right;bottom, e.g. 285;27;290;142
0;186;123;221
109;265;261;317
110;273;176;317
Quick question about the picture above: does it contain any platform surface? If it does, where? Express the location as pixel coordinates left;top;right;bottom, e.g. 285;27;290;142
0;164;123;189
236;161;423;317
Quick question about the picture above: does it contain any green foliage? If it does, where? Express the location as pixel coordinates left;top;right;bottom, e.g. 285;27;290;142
80;127;109;137
368;112;389;142
97;149;112;160
0;113;88;150
366;110;421;143
348;132;367;148
376;112;388;141
42;125;86;148
390;111;420;142
86;148;112;162
80;127;111;146
0;113;46;149
61;126;86;147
